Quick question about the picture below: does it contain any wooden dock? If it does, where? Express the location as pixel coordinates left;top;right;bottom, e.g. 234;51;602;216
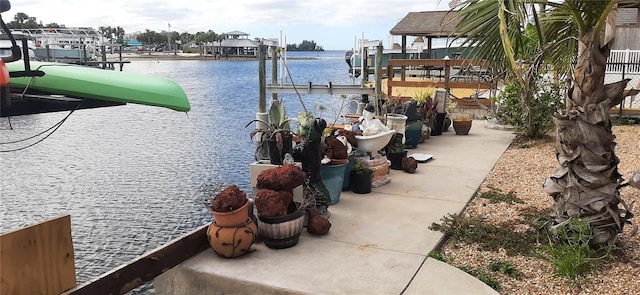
266;82;375;95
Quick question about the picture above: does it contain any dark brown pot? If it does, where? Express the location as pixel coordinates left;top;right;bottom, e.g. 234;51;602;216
453;120;472;135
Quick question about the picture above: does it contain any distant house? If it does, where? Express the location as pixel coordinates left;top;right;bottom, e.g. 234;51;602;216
201;31;278;57
216;31;259;56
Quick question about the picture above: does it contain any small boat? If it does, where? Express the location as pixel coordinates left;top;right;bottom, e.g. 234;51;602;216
4;61;191;114
13;27;102;62
0;2;189;117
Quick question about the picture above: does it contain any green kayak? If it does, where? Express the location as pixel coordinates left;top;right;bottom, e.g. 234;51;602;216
6;61;191;112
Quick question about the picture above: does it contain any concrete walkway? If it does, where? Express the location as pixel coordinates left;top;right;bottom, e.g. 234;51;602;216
155;121;515;295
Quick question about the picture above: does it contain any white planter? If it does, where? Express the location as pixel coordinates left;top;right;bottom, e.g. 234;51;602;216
386;114;407;142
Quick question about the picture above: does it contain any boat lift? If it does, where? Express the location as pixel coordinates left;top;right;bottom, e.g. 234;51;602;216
257;40;384;117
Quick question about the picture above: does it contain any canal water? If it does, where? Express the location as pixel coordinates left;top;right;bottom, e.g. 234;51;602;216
0;50;359;290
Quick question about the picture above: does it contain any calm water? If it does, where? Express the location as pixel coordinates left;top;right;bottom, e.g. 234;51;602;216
0;51;359;288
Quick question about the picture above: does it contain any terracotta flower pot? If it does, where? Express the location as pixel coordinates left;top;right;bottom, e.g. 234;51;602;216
208;200;250;227
207;219;257;258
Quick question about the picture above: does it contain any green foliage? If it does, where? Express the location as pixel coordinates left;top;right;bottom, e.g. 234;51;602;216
493;78;564;138
286;40;324;51
429;213;537;256
478;186;524;205
245;100;292;161
388;134;405;154
352;163;372;175
458;266;501;290
611;117;640;126
432;206;619;283
7;12;40;29
413;90;434;105
488;260;521;278
427;250;445;262
542;218;616;280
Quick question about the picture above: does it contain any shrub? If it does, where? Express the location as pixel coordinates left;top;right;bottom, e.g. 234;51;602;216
493;78;564;138
542;218;616;280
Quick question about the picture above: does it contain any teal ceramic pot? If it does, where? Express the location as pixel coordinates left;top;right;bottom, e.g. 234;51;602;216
342;154;355;191
404;120;423;149
321;162;347;205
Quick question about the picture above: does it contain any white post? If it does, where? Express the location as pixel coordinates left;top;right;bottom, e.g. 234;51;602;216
360;32;365;84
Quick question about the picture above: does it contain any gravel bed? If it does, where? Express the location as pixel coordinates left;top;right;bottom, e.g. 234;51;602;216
440;125;640;295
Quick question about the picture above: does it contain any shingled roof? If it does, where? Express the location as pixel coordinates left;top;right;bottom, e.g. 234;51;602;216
389;11;461;37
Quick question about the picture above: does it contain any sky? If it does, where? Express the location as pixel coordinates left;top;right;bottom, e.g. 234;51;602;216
4;0;452;50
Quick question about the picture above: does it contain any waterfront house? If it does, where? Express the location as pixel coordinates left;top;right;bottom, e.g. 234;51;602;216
201;31;278;57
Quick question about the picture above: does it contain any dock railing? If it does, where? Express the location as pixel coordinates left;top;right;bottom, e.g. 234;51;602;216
385;58;497;102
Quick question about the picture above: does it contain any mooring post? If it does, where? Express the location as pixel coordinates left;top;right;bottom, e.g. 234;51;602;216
256;44;268;131
360;45;369;105
270;46;278;102
375;42;383;116
258;44;267;113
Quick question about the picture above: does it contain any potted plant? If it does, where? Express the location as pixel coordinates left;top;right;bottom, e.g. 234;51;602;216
386;133;406;170
201;184;257;258
254;164;330;249
452;113;473;135
203;184;251;227
444;99;458;132
350;162;373;194
417;94;437;142
320;132;349;204
245;99;292;165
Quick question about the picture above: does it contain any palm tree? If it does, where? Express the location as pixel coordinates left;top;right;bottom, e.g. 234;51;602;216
453;0;635;245
13;12;29;29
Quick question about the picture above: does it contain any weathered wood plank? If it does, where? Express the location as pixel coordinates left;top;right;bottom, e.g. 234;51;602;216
63;223;209;295
0;215;76;295
387;59;489;67
387;80;493;90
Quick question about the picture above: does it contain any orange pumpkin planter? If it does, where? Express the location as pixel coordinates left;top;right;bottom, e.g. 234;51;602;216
206;219;258;258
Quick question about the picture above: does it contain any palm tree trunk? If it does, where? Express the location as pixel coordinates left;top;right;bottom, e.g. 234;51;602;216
543;29;632;245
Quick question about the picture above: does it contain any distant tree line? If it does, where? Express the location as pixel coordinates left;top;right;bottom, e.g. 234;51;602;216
7;13;325;52
286;40;324;51
6;12;226;48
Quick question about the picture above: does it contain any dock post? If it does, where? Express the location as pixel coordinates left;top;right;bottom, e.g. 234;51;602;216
270;46;278;102
258;44;267;113
119;46;124;71
360;45;369;105
45;45;51;61
256;44;269;146
100;45;107;69
375;42;383;115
